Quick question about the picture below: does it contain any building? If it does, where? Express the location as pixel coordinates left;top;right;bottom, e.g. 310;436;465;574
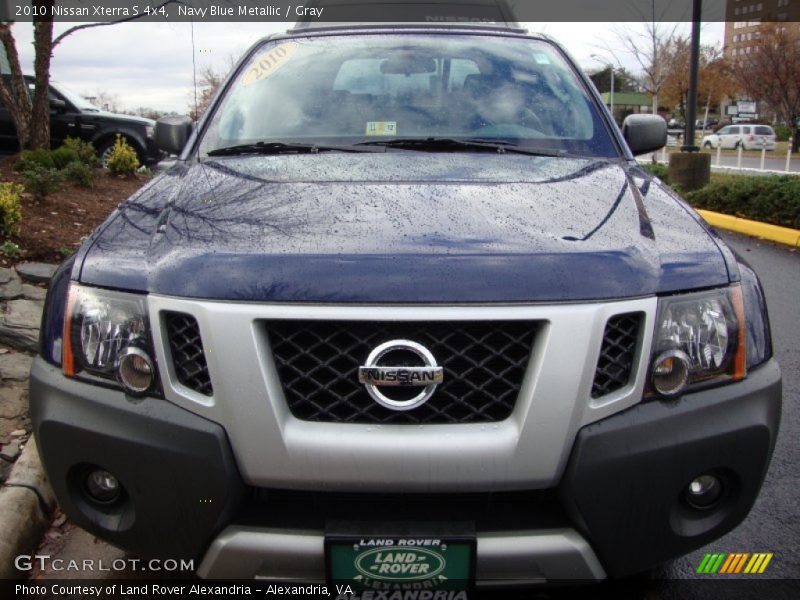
724;0;800;61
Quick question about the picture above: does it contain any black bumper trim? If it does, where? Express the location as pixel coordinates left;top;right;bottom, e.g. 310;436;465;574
559;359;782;577
29;358;245;560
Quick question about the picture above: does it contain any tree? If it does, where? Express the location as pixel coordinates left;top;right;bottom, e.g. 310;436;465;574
189;65;227;121
733;25;800;152
0;1;54;150
588;66;639;95
606;20;679;114
661;38;738;125
0;0;178;150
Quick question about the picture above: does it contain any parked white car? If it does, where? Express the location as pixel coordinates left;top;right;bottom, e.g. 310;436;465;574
702;124;777;150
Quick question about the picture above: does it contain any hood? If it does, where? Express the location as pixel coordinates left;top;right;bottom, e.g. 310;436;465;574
77;153;730;303
87;110;155;127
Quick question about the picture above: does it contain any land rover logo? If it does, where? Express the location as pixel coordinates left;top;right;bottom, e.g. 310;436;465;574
354;547;446;581
358;339;443;411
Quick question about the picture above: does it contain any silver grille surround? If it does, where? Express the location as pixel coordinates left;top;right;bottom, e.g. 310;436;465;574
148;297;656;491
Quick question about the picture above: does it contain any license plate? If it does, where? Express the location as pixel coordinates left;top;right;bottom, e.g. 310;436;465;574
326;533;474;589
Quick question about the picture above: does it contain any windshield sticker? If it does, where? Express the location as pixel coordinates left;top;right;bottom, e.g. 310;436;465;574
366;121;398;136
532;53;551;65
240;43;298;86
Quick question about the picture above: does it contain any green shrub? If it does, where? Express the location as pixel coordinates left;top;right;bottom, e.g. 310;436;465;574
685;175;800;229
22;165;64;198
772;124;791;142
50;146;81;169
106;135;140;176
63;161;96;187
61;136;99;167
16;148;55;172
0;241;20;259
0;182;23;236
640;162;669;183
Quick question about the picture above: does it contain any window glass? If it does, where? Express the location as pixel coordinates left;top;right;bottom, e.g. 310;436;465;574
200;34;617;158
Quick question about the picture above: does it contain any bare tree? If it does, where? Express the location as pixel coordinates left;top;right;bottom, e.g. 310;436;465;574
733;25;800;152
189;56;238;120
604;20;679;115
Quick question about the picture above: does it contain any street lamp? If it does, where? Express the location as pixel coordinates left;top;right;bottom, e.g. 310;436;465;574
591;54;615;123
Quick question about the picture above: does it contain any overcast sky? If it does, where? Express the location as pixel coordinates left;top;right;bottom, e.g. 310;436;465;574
9;20;724;114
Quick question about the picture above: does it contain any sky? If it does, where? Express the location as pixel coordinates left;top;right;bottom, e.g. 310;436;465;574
9;20;725;115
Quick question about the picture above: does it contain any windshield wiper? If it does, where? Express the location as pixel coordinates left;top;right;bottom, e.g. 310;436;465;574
354;137;565;156
207;141;380;157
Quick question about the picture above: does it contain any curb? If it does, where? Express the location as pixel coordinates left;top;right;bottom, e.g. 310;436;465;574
697;210;800;248
0;437;55;579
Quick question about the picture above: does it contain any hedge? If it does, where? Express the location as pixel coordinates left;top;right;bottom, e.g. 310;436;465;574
684;175;800;230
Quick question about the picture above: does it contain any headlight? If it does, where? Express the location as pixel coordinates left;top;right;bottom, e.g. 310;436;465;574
63;284;160;396
648;285;746;398
145;125;155;138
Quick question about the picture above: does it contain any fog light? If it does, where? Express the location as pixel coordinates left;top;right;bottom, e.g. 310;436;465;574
652;350;691;397
85;469;121;503
115;347;154;395
685;474;723;509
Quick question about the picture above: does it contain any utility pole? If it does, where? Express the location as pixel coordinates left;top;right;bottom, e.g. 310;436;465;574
669;0;711;190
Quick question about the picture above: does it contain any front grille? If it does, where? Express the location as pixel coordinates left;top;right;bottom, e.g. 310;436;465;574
165;312;214;396
266;321;536;424
591;313;642;398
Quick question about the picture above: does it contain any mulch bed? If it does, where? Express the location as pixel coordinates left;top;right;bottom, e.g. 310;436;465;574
0;154;150;268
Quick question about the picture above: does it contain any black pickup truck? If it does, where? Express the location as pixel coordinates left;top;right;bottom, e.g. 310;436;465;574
0;76;163;166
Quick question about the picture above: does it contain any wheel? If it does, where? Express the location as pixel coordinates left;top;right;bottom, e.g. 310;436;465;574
95;139;117;169
735;141;743;150
96;137;144;169
703;141;712;149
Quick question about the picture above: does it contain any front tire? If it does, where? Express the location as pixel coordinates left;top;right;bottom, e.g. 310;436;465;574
95;139;116;169
96;137;145;169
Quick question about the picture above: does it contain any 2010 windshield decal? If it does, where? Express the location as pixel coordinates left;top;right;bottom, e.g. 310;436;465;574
240;43;299;86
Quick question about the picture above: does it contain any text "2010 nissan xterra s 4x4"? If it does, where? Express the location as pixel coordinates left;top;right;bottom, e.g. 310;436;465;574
30;9;781;590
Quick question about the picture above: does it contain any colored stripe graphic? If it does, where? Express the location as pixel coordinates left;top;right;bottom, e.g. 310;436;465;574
698;552;773;574
720;554;737;574
734;553;750;573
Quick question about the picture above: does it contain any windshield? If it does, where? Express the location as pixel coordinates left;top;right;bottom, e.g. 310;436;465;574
50;81;99;112
200;34;617;158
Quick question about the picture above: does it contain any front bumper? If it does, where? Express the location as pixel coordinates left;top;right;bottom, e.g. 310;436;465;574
30;358;781;582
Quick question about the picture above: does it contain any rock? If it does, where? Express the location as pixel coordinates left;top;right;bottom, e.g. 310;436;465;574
21;284;47;301
0;299;43;353
0;267;16;284
0;274;23;300
10;429;26;437
15;263;58;284
0;441;20;461
0;386;26;419
0;352;33;381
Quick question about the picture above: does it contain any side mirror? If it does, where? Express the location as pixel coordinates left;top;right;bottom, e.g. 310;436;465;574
622;114;667;156
49;98;67;112
154;115;193;155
